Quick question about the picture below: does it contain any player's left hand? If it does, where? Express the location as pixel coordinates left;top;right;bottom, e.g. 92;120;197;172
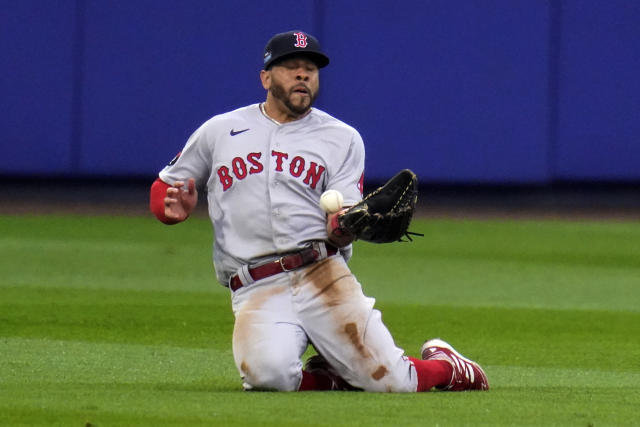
164;178;198;222
326;209;355;248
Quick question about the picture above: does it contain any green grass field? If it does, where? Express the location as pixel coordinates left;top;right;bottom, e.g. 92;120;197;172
1;214;639;426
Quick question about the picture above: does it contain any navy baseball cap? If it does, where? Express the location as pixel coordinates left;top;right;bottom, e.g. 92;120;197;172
263;30;330;70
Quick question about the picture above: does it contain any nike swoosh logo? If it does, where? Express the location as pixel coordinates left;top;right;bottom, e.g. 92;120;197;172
230;128;250;136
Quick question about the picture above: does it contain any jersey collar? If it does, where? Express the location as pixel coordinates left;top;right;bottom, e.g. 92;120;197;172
259;102;313;126
259;102;282;125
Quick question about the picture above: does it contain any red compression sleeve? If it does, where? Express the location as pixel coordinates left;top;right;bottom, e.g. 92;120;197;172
149;178;179;224
408;357;453;392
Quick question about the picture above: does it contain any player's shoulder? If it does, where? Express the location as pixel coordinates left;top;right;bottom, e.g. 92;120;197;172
199;104;261;131
310;108;362;139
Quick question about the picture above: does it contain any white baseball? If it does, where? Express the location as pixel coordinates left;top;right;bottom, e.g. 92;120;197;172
319;190;344;213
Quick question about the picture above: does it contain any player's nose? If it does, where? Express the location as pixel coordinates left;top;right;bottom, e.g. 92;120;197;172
293;66;310;81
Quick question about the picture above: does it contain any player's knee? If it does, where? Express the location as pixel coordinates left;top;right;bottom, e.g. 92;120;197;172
240;354;301;391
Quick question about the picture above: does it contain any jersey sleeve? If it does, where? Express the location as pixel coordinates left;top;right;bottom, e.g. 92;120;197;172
326;129;365;207
158;124;212;187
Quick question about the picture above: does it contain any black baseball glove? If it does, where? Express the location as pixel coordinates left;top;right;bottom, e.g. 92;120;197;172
338;169;422;243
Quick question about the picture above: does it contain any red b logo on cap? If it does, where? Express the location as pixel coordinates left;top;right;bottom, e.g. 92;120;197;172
294;32;307;48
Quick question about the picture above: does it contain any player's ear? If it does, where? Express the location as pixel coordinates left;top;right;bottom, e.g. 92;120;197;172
260;69;271;90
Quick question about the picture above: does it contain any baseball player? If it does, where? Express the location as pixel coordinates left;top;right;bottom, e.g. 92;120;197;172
150;30;489;392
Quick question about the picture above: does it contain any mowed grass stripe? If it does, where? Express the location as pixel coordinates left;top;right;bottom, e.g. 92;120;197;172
354;254;640;312
2;381;638;427
488;365;640;388
2;216;639;310
3;216;639;269
0;217;214;292
0;215;213;244
0;286;232;349
2;286;638;371
0;337;236;388
2;336;638;388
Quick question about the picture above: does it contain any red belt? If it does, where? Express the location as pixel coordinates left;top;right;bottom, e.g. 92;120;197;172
229;243;338;292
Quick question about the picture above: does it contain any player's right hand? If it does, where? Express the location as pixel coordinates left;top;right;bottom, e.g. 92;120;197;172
164;178;198;221
326;209;355;248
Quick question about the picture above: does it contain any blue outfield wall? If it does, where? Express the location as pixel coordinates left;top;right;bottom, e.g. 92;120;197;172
553;0;640;180
1;1;77;175
322;1;551;182
1;0;639;183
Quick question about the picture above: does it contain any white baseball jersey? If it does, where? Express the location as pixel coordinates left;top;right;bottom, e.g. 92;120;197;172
159;103;365;285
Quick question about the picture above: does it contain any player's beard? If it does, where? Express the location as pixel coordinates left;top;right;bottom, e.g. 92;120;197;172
270;80;318;117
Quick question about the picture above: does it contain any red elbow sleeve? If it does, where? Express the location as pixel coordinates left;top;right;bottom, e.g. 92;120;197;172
149;178;179;224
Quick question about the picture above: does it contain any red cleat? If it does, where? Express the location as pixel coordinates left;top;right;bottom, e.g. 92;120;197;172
304;354;359;391
421;338;489;391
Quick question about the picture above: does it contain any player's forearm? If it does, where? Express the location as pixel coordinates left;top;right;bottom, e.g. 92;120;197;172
149;178;181;224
